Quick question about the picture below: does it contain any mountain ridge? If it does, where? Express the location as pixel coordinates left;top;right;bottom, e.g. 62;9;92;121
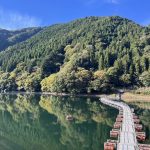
0;16;149;93
0;27;42;52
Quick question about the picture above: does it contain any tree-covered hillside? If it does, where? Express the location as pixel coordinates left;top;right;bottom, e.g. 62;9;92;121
0;27;42;51
0;16;150;93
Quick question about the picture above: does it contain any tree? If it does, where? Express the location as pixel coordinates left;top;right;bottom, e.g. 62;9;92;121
120;74;131;87
98;55;104;70
106;67;120;86
41;74;57;92
41;54;58;78
139;71;150;87
141;57;149;72
90;70;106;93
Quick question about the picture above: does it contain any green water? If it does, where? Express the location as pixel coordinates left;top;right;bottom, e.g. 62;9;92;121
129;101;150;144
0;94;118;150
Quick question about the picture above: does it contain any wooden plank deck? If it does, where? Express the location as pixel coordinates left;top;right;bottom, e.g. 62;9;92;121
100;97;139;150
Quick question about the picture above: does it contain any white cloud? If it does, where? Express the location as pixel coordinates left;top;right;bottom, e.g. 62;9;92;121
0;8;41;30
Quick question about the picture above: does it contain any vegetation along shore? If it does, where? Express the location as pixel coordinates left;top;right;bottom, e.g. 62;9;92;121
0;16;149;94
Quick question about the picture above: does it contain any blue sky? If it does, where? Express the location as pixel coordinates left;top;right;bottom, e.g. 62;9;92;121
0;0;150;30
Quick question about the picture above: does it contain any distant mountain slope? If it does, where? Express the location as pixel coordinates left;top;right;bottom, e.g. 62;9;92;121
0;16;149;93
0;16;146;71
0;27;42;51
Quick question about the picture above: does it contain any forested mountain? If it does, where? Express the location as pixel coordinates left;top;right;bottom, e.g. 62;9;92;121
0;16;150;93
0;27;42;51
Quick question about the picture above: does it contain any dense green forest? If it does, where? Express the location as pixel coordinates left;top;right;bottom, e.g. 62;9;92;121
0;16;150;93
0;27;42;51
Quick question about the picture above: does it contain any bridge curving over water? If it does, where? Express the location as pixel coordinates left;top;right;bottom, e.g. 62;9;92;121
100;97;150;150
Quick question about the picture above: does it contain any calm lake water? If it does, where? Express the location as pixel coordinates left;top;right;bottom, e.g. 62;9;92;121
0;94;149;150
129;101;150;144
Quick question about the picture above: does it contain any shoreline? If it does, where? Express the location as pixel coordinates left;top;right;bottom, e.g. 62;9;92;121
1;91;104;98
1;91;150;102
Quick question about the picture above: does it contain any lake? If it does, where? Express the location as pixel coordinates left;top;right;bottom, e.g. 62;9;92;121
0;94;149;150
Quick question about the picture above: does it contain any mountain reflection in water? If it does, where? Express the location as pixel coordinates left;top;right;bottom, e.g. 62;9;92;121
0;93;118;150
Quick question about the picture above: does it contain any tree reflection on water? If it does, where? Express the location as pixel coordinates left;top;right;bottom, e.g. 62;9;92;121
0;94;118;150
